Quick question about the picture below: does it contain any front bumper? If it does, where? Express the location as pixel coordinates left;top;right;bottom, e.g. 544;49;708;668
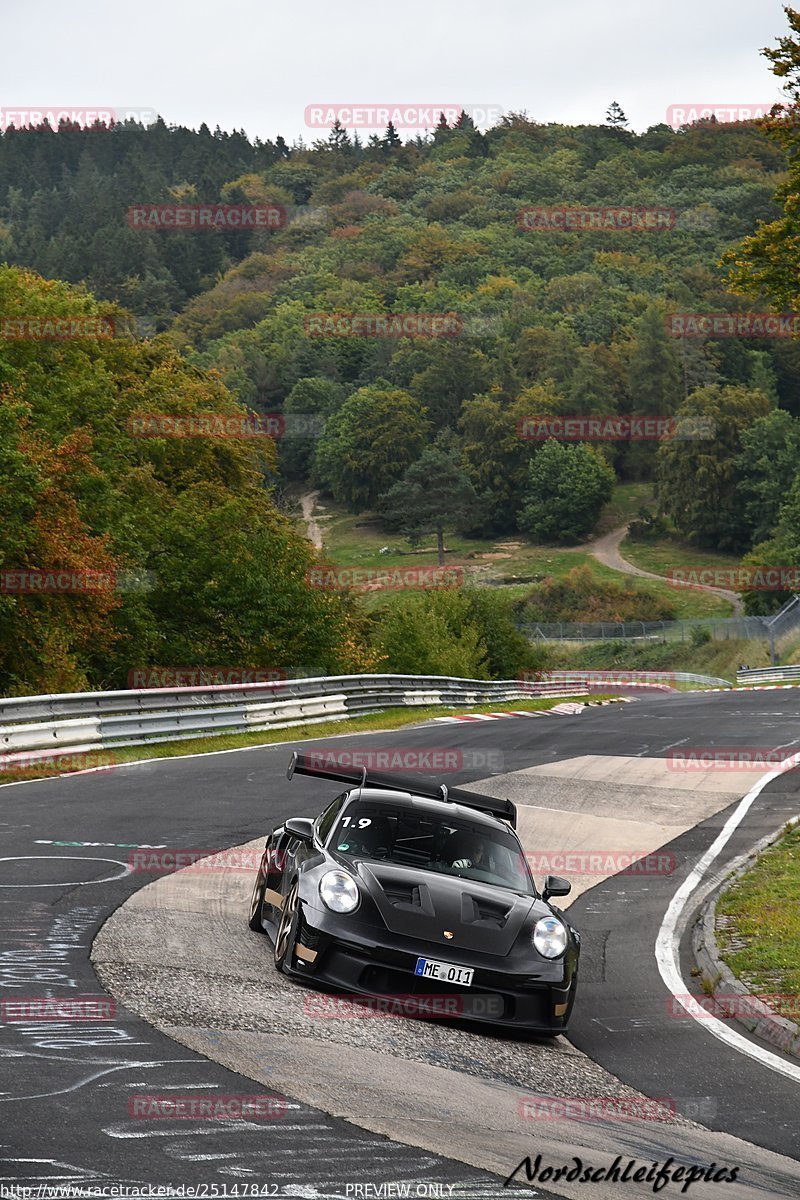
286;906;576;1032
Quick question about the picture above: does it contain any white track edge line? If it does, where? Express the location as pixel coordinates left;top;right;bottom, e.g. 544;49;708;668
655;750;800;1083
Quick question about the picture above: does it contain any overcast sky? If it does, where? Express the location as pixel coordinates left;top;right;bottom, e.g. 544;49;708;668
0;0;791;141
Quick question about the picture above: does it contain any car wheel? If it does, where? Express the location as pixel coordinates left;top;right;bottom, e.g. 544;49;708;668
248;857;268;933
273;878;300;972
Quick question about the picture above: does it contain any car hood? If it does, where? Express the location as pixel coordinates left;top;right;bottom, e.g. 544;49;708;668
354;860;536;955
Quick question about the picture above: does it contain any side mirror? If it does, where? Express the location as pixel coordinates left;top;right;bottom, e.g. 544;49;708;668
285;817;315;844
543;874;571;902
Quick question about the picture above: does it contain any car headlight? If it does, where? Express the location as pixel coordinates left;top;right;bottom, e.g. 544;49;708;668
533;916;567;958
319;870;360;914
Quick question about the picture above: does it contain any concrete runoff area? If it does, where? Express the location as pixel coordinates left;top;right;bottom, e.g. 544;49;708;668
469;755;766;903
91;756;800;1200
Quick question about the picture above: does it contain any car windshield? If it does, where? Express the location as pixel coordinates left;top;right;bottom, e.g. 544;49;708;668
328;800;534;894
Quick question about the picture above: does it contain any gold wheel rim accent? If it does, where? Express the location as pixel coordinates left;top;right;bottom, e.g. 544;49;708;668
275;882;298;960
250;869;265;920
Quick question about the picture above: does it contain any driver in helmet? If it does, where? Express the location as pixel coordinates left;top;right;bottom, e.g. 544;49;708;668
451;835;491;872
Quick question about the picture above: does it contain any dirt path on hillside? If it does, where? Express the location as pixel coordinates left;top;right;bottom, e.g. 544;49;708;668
588;523;744;617
299;494;744;616
300;490;325;550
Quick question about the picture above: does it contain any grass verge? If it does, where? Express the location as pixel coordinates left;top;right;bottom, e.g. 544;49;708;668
0;693;618;784
309;492;732;618
621;537;742;581
778;636;800;667
550;637;766;683
716;822;800;999
594;482;654;534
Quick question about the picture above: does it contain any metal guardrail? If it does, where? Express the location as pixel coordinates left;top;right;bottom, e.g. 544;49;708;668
538;671;730;687
736;665;800;685
0;670;731;769
0;675;578;726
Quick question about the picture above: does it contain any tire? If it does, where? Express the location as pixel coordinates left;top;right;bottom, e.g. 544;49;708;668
248;858;268;933
273;878;300;973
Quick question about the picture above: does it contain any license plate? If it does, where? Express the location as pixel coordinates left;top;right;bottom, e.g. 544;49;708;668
414;957;474;986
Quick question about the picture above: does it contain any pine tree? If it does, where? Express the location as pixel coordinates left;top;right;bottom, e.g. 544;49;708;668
606;100;629;128
328;119;352;152
377;431;481;565
383;121;402;149
623;305;683;478
628;306;682;415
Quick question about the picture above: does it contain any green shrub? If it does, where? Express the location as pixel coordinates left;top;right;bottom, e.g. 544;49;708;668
370;586;549;679
460;589;549;677
517;565;677;623
517;442;615;544
372;588;489;678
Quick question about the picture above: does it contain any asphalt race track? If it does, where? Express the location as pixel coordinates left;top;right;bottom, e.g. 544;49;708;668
567;768;800;1157
2;689;800;1196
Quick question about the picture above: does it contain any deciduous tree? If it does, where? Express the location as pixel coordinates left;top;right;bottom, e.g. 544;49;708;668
313;384;429;509
517;441;614;544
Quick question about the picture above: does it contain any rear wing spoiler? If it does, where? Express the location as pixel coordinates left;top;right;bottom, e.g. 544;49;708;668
287;750;516;828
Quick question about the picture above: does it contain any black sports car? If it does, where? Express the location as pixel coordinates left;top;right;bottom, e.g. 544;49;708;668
248;751;580;1032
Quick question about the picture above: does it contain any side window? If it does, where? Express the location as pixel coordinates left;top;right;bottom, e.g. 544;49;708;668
315;792;348;844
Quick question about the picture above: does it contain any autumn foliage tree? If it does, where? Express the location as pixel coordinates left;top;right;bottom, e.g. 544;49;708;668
0;267;372;694
727;7;800;309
